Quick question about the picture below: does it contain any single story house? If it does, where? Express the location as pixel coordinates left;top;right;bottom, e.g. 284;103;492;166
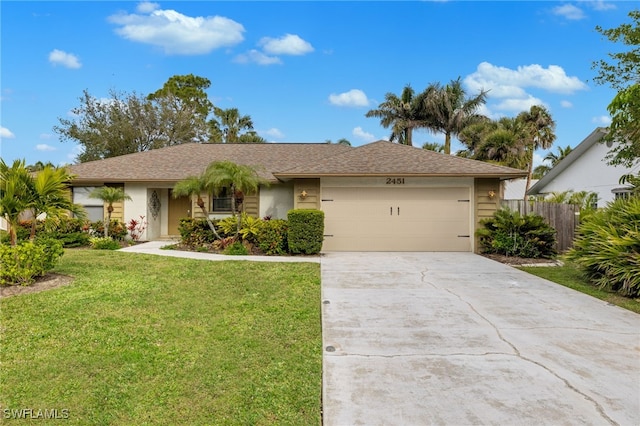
67;141;526;252
527;128;638;206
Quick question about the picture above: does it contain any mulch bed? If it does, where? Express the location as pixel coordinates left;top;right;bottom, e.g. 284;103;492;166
481;253;560;266
0;273;75;299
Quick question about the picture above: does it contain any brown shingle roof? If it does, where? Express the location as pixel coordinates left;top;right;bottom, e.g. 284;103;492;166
68;141;527;183
275;141;527;179
68;143;351;183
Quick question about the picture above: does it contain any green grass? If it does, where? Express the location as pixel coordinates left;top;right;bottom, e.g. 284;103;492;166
0;250;322;425
520;263;640;314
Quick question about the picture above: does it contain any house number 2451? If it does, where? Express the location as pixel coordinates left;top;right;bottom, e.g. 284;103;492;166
386;178;405;185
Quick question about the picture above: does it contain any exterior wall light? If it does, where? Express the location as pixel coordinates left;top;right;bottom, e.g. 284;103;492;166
300;190;308;199
488;190;496;199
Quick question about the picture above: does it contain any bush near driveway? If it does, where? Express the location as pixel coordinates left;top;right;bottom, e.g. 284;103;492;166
566;197;640;297
476;208;557;259
287;209;324;255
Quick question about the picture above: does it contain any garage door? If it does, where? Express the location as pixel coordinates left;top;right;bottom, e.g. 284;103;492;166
322;187;471;252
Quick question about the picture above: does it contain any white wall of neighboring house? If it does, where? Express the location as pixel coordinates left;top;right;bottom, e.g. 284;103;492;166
259;182;294;219
536;142;636;206
503;178;538;200
0;217;6;231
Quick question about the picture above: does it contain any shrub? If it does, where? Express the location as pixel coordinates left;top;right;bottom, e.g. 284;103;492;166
178;218;217;246
287;209;324;255
89;237;121;250
91;220;128;240
256;219;288;255
0;239;64;286
477;208;556;258
224;241;248;255
565;197;640;297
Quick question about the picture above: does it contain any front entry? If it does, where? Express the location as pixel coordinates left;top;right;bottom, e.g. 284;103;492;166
168;191;191;235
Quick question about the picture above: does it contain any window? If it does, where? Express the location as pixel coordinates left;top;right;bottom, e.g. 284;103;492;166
211;187;232;212
73;187;104;222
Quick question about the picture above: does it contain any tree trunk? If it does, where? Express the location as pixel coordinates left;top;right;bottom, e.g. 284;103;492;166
197;196;222;240
444;133;451;155
524;144;534;200
232;185;240;240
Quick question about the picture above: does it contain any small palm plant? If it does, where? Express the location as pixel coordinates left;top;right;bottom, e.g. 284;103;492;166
89;186;132;237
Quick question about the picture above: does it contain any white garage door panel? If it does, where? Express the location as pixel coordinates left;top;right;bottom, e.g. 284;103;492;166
322;187;470;252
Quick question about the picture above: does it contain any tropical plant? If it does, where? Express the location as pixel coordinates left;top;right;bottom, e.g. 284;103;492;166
204;161;266;239
365;84;430;146
565;197;640;297
458;117;528;169
533;145;573;179
256;219;288;255
517;105;556;195
210;107;259;143
0;159;35;246
0;239;64;285
28;165;86;240
476;208;557;259
88;187;132;237
421;77;488;154
422;142;445;153
173;174;222;239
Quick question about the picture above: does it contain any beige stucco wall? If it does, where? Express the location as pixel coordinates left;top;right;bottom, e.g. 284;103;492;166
259;183;293;219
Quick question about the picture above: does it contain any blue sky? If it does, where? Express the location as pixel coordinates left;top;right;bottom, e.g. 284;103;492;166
0;1;635;167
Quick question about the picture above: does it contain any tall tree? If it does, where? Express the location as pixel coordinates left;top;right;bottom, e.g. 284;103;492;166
517;105;556;197
210;107;263;143
147;74;214;118
89;187;132;237
365;84;430;146
458;117;528;169
421;77;488;155
593;10;640;168
422;142;444;153
204;161;266;238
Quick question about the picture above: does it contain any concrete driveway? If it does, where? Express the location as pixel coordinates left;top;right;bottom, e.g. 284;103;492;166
321;252;640;426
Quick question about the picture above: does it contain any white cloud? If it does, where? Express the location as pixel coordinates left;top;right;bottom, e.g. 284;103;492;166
0;126;15;139
48;49;82;69
560;100;573;108
553;4;586;20
233;49;282;65
465;62;588;96
108;6;245;55
493;96;546;113
329;89;370;107
352;126;375;142
258;34;313;56
36;144;56;152
136;2;159;13
592;115;612;125
588;1;616;11
264;128;284;139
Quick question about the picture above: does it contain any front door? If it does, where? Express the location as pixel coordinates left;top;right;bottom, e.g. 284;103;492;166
168;191;191;235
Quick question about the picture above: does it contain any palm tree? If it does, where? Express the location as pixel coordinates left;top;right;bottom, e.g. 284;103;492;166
517;105;556;196
533;145;573;178
421;77;488;154
0;159;35;246
204;161;265;239
209;107;255;143
457;117;528;169
365;84;429;146
89;186;132;237
172;174;222;239
422;142;445;153
28;166;86;240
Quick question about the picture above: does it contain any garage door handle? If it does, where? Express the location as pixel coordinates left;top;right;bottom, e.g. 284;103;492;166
397;206;400;216
390;206;393;215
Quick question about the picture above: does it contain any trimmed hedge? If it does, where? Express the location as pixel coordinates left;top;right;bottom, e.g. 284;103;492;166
566;197;640;297
256;219;288;255
287;209;324;255
0;239;64;286
178;218;218;246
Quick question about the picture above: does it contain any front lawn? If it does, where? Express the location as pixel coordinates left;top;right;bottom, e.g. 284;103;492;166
520;263;640;314
0;250;322;425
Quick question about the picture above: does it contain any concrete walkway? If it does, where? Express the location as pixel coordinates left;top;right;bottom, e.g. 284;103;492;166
321;252;640;426
118;240;320;263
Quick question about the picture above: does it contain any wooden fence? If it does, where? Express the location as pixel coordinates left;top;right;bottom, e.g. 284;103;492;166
501;200;579;252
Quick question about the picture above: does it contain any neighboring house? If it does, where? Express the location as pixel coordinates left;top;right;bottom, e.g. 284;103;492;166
528;128;638;206
503;178;538;200
67;141;526;252
0;217;6;232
